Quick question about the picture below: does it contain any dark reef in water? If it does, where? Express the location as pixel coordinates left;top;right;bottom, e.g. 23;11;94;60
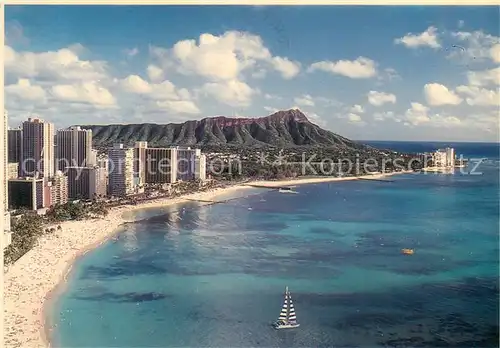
73;291;171;303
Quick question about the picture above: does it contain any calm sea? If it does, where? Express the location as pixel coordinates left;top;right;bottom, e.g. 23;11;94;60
50;142;499;347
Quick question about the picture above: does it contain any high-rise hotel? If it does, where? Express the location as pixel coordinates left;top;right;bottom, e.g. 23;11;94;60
55;126;93;171
108;144;135;197
20;117;55;178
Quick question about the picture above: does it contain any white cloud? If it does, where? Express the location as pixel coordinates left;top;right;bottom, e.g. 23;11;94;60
50;81;117;107
120;75;153;94
394;26;441;49
5;79;46;101
466;67;500;87
201;79;258;107
456;85;500;106
5;45;108;82
264;106;280;114
423;83;462;106
449;30;500;62
308;57;378;79
403;103;466;128
294;94;315;107
347;113;363;123
264;93;281;100
367;91;396;106
150;31;299;81
146;64;164;82
271;56;300;79
490;44;500;63
155;100;200;114
373;111;398;122
118;75;199;110
404;102;430;125
350;104;364;114
124;47;139;57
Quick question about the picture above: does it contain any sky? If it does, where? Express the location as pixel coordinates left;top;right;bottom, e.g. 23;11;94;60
4;5;500;142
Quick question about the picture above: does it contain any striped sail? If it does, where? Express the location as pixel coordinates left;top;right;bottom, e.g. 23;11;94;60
278;291;288;321
288;292;297;322
277;286;298;323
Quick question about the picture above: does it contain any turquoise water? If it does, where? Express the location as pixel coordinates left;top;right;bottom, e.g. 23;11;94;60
51;157;499;347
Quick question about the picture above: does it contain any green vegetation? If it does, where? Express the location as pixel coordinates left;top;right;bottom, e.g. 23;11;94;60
4;211;46;265
4;201;109;265
46;201;109;222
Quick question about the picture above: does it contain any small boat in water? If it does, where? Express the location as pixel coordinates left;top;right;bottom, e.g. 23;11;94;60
401;248;414;255
273;286;300;329
278;187;298;194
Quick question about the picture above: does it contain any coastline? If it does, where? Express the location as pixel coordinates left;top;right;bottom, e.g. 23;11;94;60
4;171;410;348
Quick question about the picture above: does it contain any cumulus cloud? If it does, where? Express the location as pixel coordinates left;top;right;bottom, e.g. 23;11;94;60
347;113;363;123
308;57;378;79
294;94;315;107
367;91;396;106
394;26;441;49
155;100;200;114
263;106;280;114
403;102;466;128
404;102;431;125
5;45;108;82
449;30;500;62
490;44;500;63
117;74;200;115
456;85;500;106
50;81;117;108
373;111;398;122
271;56;301;79
201;79;258;107
124;47;139;57
423;83;462;106
150;31;300;81
350;104;364;114
466;67;500;87
5;79;46;101
146;64;164;82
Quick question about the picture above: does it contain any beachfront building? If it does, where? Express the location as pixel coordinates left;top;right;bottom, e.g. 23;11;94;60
108;144;135;197
175;147;207;181
20;117;55;178
7;127;22;164
2;111;12;249
194;153;207;181
50;171;69;205
134;141;148;186
8;177;49;211
67;166;107;200
144;147;178;184
432;148;455;168
176;147;196;181
444;147;455;167
55;126;93;171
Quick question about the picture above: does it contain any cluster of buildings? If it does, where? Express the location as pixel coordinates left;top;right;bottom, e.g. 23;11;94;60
1;113;207;250
418;147;457;168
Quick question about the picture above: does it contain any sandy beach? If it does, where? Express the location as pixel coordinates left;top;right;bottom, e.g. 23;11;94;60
3;172;410;348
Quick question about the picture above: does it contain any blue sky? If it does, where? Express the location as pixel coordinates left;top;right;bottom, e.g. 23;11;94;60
5;5;499;142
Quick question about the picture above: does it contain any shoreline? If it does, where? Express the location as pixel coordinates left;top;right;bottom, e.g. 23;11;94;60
4;172;410;348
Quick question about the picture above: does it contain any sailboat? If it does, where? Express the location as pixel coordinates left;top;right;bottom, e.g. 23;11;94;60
273;286;300;329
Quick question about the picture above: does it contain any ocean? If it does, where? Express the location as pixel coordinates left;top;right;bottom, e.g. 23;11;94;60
50;142;499;347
